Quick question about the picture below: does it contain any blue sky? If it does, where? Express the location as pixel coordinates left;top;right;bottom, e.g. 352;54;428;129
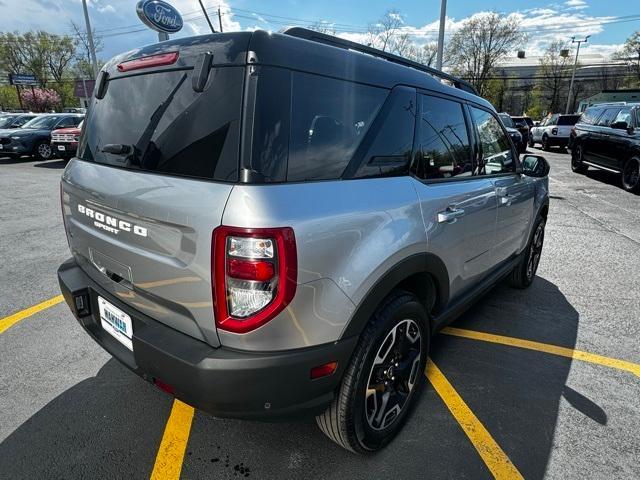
1;0;638;61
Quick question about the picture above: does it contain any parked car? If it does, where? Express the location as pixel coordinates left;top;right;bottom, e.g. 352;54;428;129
57;28;550;453
498;113;526;153
529;114;581;150
0;113;84;160
51;121;83;160
511;116;532;146
0;113;37;130
571;103;640;193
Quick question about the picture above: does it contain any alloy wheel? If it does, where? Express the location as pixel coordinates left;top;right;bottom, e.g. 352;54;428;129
38;143;52;160
527;221;545;280
365;319;422;431
622;159;640;190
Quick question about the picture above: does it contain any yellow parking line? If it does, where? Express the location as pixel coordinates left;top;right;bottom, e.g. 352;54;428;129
426;359;524;480
0;295;64;335
441;327;640;378
150;399;195;480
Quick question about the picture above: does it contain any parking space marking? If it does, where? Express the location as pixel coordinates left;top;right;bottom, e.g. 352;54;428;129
426;359;524;480
150;399;195;480
0;295;64;335
442;327;640;378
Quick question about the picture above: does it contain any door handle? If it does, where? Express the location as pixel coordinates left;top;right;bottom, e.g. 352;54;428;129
496;187;515;205
437;207;465;223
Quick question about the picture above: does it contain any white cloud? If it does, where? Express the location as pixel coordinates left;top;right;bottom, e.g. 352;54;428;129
565;0;587;6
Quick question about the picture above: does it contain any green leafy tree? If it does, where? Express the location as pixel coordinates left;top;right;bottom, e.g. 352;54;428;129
615;31;640;86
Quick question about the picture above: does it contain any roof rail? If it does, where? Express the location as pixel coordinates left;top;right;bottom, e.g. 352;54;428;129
283;27;479;96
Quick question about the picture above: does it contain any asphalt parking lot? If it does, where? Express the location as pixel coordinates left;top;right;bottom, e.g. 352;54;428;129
0;149;639;480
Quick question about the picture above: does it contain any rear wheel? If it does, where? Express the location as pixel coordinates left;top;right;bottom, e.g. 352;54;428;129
34;140;53;161
541;135;550;151
316;292;429;453
509;216;546;289
621;157;640;194
571;145;588;174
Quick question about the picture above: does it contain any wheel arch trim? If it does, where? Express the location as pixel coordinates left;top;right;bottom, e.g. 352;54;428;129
341;253;449;339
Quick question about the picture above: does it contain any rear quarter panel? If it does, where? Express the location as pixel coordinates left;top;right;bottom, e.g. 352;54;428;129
220;177;427;351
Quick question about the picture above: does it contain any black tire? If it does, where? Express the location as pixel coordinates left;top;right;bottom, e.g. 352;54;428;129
509;216;546;289
621;157;640;194
571;145;588;174
33;140;53;161
541;135;550;151
316;291;429;453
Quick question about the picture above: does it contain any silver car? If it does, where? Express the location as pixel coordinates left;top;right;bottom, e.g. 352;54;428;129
58;28;549;453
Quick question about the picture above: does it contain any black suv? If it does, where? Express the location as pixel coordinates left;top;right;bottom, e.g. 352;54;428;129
571;103;640;193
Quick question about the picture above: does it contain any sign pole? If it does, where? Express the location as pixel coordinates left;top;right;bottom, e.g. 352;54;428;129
436;0;447;71
16;86;23;110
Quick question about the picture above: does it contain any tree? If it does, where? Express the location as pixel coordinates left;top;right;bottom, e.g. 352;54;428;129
21;88;61;112
366;10;411;55
615;31;640;86
0;31;75;87
411;42;438;67
308;21;337;36
538;41;573;113
70;21;104;79
446;12;525;96
0;86;20;111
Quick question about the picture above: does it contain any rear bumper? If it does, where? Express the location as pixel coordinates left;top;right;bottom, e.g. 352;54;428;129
57;258;356;420
547;136;569;147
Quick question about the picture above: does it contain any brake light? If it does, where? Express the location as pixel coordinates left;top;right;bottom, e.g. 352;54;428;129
117;51;179;72
212;226;297;334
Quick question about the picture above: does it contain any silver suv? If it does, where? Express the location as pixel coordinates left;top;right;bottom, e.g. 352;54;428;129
57;28;550;453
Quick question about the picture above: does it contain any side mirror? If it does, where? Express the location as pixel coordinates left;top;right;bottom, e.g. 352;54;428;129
534;121;541;127
521;154;550;178
611;121;628;130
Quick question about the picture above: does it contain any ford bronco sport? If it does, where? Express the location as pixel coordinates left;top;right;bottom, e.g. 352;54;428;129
57;28;550;453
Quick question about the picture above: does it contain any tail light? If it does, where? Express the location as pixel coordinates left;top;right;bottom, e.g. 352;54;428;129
212;226;297;334
552;128;558;135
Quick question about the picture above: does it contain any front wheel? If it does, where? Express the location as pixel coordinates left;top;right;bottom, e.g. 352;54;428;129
34;140;53;161
571;145;588;174
316;292;429;453
622;158;640;194
509;216;546;289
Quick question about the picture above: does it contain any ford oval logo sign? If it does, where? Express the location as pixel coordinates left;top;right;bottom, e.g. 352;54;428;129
136;0;183;34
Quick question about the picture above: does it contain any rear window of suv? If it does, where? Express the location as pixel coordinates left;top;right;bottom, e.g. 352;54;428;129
78;67;243;182
557;115;580;126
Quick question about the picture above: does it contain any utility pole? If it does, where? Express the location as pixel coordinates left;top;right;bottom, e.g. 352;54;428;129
565;35;589;114
218;7;224;32
81;0;99;79
436;0;447;70
198;0;216;33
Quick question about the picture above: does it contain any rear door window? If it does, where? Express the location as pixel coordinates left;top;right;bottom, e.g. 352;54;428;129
79;67;243;182
413;95;473;180
612;108;632;127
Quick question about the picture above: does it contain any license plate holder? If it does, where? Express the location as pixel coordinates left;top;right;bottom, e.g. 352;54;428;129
98;296;133;351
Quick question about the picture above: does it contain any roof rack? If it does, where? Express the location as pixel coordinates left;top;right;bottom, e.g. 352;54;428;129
283;27;478;96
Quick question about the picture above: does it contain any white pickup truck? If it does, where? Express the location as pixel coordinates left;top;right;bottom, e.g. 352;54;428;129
529;114;581;151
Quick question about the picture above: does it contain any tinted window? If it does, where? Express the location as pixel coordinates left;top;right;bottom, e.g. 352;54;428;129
581;107;605;125
470;107;516;175
351;88;416;178
612;108;632;127
498;114;515;128
287;72;387;181
79;67;243;182
56;116;82;128
413;95;472;180
597;108;621;127
558;115;580;126
22;116;63;129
